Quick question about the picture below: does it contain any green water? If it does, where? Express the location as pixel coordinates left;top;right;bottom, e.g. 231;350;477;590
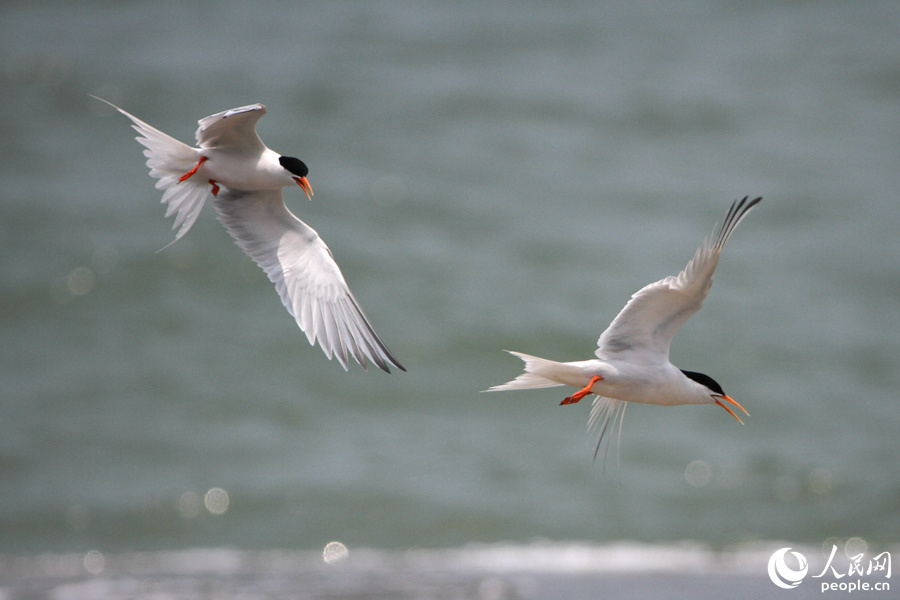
1;0;899;559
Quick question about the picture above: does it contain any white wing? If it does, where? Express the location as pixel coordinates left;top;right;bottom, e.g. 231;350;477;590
596;197;761;363
195;104;266;151
212;187;404;373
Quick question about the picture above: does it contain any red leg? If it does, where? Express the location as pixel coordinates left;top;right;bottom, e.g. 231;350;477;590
178;156;208;182
560;375;603;405
209;180;220;196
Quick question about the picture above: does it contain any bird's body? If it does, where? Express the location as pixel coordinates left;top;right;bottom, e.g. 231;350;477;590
489;197;761;457
184;106;305;190
496;353;715;406
95;96;403;373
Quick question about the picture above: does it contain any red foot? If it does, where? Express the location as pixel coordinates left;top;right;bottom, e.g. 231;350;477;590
178;156;208;182
209;180;220;196
560;375;603;405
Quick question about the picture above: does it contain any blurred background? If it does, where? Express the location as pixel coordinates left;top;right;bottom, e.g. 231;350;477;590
2;0;899;597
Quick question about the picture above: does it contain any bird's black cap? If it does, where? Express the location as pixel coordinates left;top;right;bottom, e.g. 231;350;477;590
681;370;725;396
279;156;309;177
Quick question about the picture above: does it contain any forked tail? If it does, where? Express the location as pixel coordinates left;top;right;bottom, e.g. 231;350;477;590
92;96;208;244
486;351;584;391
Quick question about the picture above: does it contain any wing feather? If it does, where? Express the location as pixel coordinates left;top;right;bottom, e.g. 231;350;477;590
596;197;761;362
195;104;267;151
211;188;404;372
588;396;627;468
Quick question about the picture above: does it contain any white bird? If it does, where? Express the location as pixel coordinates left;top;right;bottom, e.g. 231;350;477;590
488;197;761;459
94;96;404;373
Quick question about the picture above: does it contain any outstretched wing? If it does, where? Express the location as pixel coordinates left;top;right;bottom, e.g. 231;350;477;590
596;196;761;363
211;188;404;373
195;104;267;151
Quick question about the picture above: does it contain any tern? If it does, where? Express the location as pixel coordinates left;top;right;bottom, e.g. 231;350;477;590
488;197;761;459
94;96;404;373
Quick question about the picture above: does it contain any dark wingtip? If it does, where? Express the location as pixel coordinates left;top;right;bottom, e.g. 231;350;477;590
375;358;406;374
716;196;762;248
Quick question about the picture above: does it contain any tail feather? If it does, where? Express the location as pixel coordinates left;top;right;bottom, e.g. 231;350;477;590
487;351;582;391
93;96;207;243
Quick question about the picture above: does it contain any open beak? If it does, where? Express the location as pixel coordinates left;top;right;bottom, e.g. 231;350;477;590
714;394;749;424
294;176;313;200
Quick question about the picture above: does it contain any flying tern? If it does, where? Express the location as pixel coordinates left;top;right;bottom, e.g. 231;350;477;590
94;96;404;373
488;197;761;459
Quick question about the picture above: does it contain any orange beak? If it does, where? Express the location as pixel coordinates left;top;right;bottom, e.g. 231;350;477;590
294;176;313;200
714;394;749;424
